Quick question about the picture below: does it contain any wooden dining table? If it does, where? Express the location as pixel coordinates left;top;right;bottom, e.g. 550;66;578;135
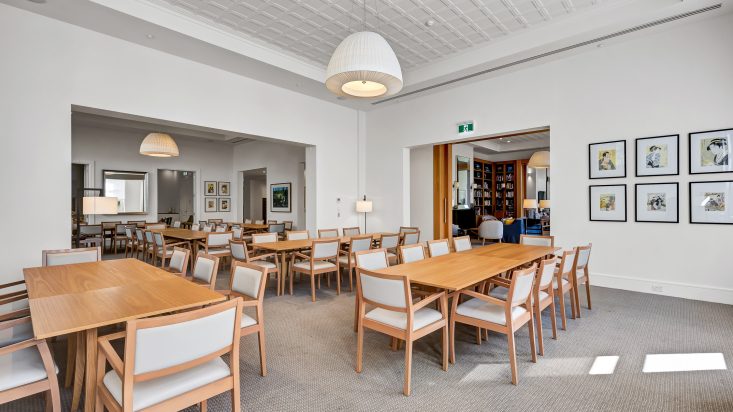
23;259;225;412
153;228;208;269
228;222;269;231
461;243;559;262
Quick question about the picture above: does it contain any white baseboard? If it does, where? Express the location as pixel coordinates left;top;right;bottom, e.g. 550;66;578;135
591;272;733;305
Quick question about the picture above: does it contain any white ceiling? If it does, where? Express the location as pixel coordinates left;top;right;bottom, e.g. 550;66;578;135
468;129;549;154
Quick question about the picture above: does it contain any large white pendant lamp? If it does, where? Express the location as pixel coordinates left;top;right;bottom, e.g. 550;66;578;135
139;133;179;157
528;150;550;168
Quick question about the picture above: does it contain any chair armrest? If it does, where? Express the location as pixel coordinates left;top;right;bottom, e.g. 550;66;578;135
413;291;445;311
0;307;30;322
167;241;189;248
489;277;511;288
97;335;124;377
0;280;25;290
457;289;505;306
250;252;276;261
292;252;310;260
0;338;38;357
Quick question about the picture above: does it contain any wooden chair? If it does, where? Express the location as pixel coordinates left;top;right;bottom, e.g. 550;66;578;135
338;235;373;292
42;247;101;266
172;221;181;228
145;223;166;230
401;230;420;246
290;239;340;302
266;220;277;224
162;247;190;277
191;223;201;231
0;281;29;323
228;262;268;376
127;220;146;228
152;232;189;268
143;230;156;263
377;233;400;265
188;252;221;290
519;234;555;247
78;224;103;249
215;225;227;233
572;244;593;315
95;299;243;412
342;227;360;236
427;239;450;257
0;317;60;411
201;232;234;267
398;226;419;235
244;219;252;224
554;250;578;330
477;220;503;245
282;221;293;230
101;221;120;252
489;258;558;356
450;265;538;385
230;240;280;295
208;218;224;224
113;224;132;254
232;227;243;240
285;230;309;240
398;244;425;264
267;223;285;239
254;220;264;225
202;224;214;233
123;226;137;258
355;266;448;396
452;235;472;252
352;249;390;332
317;228;339;238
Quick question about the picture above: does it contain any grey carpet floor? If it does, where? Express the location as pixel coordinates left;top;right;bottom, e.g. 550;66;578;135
4;258;733;411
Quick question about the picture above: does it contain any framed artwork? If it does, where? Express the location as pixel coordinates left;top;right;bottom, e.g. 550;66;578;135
218;181;230;196
204;181;217;196
689;128;733;174
589;184;627;222
218;197;231;212
689;180;733;224
635;135;679;177
204;197;217;212
589;140;626;179
635;183;678;223
270;183;291;212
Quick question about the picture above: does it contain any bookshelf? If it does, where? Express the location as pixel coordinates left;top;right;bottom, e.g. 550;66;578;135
472;159;525;220
472;159;492;216
493;161;516;218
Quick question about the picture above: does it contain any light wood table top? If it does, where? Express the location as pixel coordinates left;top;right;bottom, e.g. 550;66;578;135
153;228;208;241
23;259;225;339
462;243;559;261
229;223;269;230
376;253;522;291
252;233;389;252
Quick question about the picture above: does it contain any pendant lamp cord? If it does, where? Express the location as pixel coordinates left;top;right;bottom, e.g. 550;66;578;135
363;0;366;31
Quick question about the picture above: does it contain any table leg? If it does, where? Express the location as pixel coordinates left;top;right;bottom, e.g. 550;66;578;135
279;252;288;296
84;328;99;412
71;332;85;411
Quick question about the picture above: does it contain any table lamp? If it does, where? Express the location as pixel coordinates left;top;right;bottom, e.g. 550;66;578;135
523;199;538;218
539;199;551;209
356;195;373;233
75;188;118;247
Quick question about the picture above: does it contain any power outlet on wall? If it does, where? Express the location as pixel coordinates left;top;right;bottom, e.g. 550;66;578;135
651;284;664;293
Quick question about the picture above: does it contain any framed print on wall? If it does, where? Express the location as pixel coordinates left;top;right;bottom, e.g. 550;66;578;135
689;180;733;224
205;197;217;212
218;197;231;212
635;134;679;177
635;183;679;223
689;128;733;174
270;182;291;213
205;181;217;196
218;181;230;196
589;140;626;179
589;184;627;222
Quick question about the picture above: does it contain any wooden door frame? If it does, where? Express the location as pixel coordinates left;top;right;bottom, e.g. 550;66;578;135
433;145;453;240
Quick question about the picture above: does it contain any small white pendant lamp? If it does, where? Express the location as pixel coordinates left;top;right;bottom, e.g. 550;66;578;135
140;133;179;157
528;150;550;168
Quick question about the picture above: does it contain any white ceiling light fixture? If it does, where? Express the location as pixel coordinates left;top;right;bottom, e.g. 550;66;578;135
528;150;550;168
325;1;402;98
139;132;179;157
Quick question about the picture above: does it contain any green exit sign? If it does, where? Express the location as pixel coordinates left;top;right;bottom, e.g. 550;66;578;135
458;121;474;135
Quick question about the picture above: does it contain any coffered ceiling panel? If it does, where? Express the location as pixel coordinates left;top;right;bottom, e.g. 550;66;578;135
149;0;625;70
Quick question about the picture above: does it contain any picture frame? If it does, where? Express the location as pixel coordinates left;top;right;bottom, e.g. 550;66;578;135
689;128;733;174
270;182;291;213
218;197;231;212
689;180;733;225
635;183;678;223
218;181;230;196
589;184;627;222
204;181;217;196
635;134;679;177
589;140;626;179
204;197;217;212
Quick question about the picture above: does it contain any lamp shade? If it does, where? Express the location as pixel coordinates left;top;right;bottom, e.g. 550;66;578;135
539;200;551;209
83;196;118;215
325;32;403;98
140;133;179;157
523;199;538;209
356;200;373;213
527;150;550;168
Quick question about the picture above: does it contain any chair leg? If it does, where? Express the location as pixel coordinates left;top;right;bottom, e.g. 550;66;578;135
310;274;316;302
356;320;364;373
573;284;581;318
557;290;567;330
348;266;354;292
353;296;359;333
336;270;341;295
585;279;592;310
442;324;448;371
475;327;482;345
200;400;207;412
507;332;518;385
535;305;545;356
449;318;456;364
258;330;267;377
569;287;578;320
527;314;537;363
64;333;76;388
549;300;558;340
403;340;413;396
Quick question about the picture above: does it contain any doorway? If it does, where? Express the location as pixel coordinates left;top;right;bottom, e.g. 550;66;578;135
156;169;195;225
241;168;267;221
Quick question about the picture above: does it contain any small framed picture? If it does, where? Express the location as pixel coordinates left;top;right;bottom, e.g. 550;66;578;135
270;182;291;212
589;140;626;179
635;183;678;223
589;184;627;222
218;181;230;196
689;180;733;224
689;128;732;174
205;181;217;196
635;135;679;177
204;197;217;212
218;197;231;212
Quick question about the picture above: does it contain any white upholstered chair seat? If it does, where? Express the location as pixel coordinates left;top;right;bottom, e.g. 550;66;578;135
455;298;527;325
206;247;231;255
337;255;351;265
251;261;276;270
0;322;33;348
553;278;569;290
155;246;176;256
292;261;336;271
0;346;58;392
489;287;548;302
103;357;231;411
241;314;258;328
364;307;442;331
386;252;397;259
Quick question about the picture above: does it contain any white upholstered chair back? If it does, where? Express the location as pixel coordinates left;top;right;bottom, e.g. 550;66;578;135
479;220;503;240
427;240;450;257
144;230;154;244
402;231;420;245
399;226;419;235
255;220;264;224
232;228;243;239
43;247;100;266
380;234;399;249
313;240;339;259
229;241;248;261
132;305;237;375
538;258;557;289
244;219;252;224
125;227;135;240
354;249;389;271
343;227;360;236
400;245;425;263
252;233;277;244
153;232;165;247
191;223;201;231
268;223;285;234
286;231;309;240
193;255;217;284
510;266;536;305
575;245;592;269
520;235;554;247
318;229;338;238
215;227;226;232
350;237;372;253
168;249;187;273
203;225;213;232
283;221;293;230
453;236;472;252
135;228;145;243
172;221;181;228
359;269;408;309
208;232;232;247
230;264;265;300
559;251;576;275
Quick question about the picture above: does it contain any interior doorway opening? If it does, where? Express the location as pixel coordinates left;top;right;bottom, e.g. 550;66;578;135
157;169;195;226
241;168;267;222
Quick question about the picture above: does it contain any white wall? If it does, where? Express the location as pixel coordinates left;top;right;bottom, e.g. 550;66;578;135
0;4;361;282
368;13;733;304
409;146;434;241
